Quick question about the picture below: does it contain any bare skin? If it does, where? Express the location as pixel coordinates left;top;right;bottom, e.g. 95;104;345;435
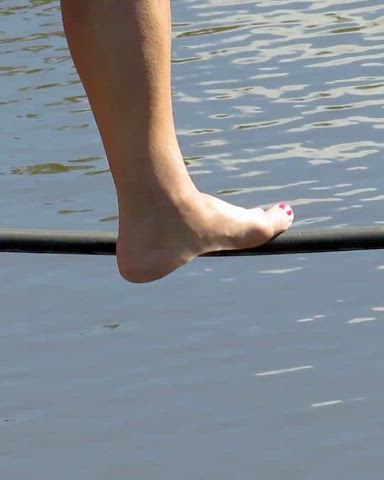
60;0;294;283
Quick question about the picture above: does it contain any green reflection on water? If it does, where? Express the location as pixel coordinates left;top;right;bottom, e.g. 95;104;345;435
85;169;110;176
216;189;241;196
1;32;65;45
177;24;243;38
236;120;280;130
184;155;204;166
172;57;201;64
68;156;103;164
45;93;87;107
11;163;94;175
99;216;118;223
0;6;28;16
19;79;80;92
356;84;384;90
330;26;364;34
104;324;120;331
0;66;47;76
58;209;93;215
325;105;353;110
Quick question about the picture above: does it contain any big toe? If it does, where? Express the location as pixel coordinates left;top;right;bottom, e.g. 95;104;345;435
264;202;294;236
235;202;294;249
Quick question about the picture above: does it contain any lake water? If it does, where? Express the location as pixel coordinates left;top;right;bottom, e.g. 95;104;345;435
1;1;384;478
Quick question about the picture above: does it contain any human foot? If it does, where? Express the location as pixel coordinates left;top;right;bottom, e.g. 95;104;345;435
61;2;294;284
116;190;294;283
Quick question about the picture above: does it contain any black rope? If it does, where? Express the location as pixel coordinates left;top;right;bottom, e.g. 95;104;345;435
1;226;384;256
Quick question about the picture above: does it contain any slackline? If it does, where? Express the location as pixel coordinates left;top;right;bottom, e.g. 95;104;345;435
0;226;383;256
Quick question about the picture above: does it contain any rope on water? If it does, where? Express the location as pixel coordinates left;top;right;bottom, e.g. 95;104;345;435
1;226;384;256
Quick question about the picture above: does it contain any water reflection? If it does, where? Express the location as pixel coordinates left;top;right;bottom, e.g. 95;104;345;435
2;1;384;478
57;209;92;215
10;162;93;175
99;216;118;223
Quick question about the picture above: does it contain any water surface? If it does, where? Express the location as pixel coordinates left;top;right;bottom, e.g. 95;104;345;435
1;1;384;478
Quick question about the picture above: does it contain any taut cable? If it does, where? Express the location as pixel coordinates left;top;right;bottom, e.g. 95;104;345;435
1;226;383;256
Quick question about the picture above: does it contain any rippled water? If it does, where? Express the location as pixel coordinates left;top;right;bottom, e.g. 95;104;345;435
1;1;384;478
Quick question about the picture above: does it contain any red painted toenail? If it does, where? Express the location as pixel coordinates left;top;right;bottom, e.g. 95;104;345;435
278;202;293;216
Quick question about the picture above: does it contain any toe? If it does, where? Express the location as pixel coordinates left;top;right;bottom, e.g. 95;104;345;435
264;202;294;237
234;202;294;249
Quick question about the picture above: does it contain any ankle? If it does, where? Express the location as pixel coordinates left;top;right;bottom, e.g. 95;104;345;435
116;174;199;219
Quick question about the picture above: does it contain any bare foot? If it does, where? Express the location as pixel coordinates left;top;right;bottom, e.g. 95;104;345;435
116;186;294;283
61;2;294;284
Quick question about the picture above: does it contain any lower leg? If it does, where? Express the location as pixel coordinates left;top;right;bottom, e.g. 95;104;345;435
60;0;293;283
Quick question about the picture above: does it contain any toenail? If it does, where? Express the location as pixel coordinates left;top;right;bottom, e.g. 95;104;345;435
278;202;293;216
